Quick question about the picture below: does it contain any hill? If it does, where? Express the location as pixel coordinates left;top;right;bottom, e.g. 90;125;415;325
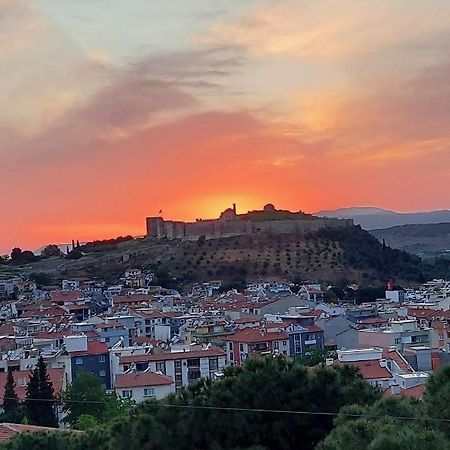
5;225;449;288
316;206;450;230
371;222;450;257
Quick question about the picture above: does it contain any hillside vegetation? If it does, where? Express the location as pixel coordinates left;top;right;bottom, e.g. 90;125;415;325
371;222;450;257
6;225;449;287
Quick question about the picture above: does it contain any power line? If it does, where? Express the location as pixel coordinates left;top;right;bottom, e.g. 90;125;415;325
8;397;450;424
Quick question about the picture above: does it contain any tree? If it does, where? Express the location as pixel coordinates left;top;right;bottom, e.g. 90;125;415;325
104;356;379;450
37;356;58;427
19;250;37;263
10;248;22;261
61;371;106;425
41;244;62;258
1;368;25;424
28;272;52;288
66;249;83;260
24;368;40;425
60;371;133;427
317;398;450;450
423;365;450;437
25;357;57;427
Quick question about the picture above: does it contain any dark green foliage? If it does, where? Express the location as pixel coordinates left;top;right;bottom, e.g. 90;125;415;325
423;365;450;437
28;272;52;287
66;249;83;260
104;357;379;450
60;371;134;428
3;369;19;414
10;248;36;264
0;369;26;424
41;245;62;258
79;236;134;253
318;397;450;450
6;360;450;450
0;430;104;450
25;357;57;427
313;226;445;283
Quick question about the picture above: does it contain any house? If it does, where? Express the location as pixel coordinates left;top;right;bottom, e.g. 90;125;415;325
66;336;111;389
115;370;175;401
225;328;289;365
336;347;429;393
357;319;431;351
265;314;325;357
117;347;226;392
316;316;358;350
94;321;130;347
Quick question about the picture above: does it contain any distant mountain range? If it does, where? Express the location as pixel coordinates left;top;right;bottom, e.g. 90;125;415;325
371;223;450;257
315;207;450;230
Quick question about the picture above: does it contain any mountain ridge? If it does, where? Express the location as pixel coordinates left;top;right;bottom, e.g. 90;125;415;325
315;207;450;230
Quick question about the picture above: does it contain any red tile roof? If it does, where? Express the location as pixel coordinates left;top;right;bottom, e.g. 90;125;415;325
115;372;173;388
50;290;82;303
348;360;392;380
382;348;414;373
225;328;289;343
120;347;225;364
0;423;62;441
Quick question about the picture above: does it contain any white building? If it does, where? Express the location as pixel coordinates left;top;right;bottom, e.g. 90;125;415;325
115;370;175;401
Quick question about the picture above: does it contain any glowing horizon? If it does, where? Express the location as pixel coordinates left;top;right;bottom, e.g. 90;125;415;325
1;0;449;253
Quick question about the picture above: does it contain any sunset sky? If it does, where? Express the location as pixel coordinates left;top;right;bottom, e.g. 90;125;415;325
1;0;450;253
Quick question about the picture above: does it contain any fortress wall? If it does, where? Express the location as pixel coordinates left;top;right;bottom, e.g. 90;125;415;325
146;217;165;237
184;221;217;238
218;220;249;237
147;215;353;240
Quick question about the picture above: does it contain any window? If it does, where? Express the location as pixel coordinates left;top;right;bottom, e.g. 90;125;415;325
209;357;219;371
239;343;244;352
188;369;201;383
187;358;200;367
121;390;132;398
75;357;83;365
99;369;106;377
228;342;233;351
156;361;166;374
282;340;287;346
144;388;155;397
98;355;106;363
394;338;401;344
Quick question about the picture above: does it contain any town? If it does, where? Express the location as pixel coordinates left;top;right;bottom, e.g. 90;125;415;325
1;265;450;426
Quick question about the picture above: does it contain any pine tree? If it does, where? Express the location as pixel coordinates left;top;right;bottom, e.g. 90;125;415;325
25;357;58;427
36;356;58;427
25;367;40;425
3;368;19;415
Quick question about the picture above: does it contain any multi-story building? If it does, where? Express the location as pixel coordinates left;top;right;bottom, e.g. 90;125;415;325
65;336;111;389
116;347;226;392
225;328;290;365
357;319;431;351
115;370;175;401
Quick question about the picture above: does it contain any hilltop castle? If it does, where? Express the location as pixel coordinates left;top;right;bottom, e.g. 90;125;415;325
146;204;353;240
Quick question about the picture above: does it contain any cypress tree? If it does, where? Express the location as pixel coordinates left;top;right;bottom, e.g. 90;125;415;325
25;367;40;425
37;356;58;427
25;357;58;427
3;368;19;414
